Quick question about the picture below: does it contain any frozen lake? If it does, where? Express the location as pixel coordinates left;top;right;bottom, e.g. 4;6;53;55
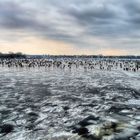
0;66;140;140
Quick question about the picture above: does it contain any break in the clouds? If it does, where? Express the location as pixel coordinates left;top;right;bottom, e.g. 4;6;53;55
0;0;140;55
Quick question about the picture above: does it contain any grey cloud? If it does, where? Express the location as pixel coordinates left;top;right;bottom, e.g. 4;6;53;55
0;0;140;53
0;1;52;32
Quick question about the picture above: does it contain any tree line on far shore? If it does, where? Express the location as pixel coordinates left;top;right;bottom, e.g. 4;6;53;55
0;52;140;59
0;52;26;59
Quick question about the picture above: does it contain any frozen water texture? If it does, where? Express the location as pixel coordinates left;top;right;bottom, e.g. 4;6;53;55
0;61;140;140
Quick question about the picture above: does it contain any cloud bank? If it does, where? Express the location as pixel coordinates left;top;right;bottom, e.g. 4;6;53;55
0;0;140;55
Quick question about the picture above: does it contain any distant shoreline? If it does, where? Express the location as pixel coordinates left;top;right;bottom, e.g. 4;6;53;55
0;52;140;59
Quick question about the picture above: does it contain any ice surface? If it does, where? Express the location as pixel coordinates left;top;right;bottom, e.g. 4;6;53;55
0;60;139;140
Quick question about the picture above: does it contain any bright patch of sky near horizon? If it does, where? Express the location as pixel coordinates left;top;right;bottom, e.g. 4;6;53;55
0;0;140;55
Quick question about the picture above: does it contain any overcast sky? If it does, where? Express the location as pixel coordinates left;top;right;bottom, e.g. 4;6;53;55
0;0;140;55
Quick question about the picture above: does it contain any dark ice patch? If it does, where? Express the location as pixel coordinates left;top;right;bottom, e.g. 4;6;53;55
0;124;14;134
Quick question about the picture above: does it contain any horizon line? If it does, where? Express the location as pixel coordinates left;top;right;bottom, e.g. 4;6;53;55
1;52;140;57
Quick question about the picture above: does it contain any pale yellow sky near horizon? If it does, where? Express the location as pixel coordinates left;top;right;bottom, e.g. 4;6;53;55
0;37;129;56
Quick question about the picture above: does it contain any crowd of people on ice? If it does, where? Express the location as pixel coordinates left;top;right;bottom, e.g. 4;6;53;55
0;58;139;72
